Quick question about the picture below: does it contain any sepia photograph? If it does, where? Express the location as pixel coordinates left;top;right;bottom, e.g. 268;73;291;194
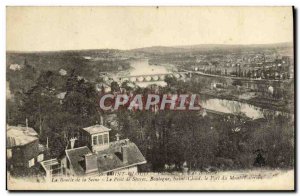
6;6;295;191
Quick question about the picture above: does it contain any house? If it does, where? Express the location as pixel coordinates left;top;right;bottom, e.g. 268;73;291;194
41;124;146;177
58;69;67;76
211;82;226;90
9;63;23;71
7;125;45;175
40;158;62;178
56;92;67;104
96;82;111;93
80;124;111;152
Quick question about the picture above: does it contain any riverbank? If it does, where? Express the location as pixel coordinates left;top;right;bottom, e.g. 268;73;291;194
199;89;294;115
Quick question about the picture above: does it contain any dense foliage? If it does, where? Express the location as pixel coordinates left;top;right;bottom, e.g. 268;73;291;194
6;57;294;172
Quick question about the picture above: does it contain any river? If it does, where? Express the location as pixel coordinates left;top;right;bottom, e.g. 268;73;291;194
127;59;287;120
199;97;264;119
127;59;175;88
199;95;291;119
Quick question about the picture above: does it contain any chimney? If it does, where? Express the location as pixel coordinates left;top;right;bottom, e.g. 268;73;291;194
121;145;129;164
70;137;77;149
25;118;28;131
100;115;104;125
124;138;130;144
84;153;98;173
46;137;49;149
115;133;120;141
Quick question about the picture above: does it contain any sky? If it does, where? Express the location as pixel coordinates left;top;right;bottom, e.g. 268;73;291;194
7;6;293;51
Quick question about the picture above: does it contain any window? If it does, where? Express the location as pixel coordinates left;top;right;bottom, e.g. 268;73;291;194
98;135;104;145
103;134;109;144
37;154;44;162
28;158;35;167
92;133;109;146
92;136;97;145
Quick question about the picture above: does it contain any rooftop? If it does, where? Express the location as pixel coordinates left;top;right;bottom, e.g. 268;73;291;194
65;146;92;175
96;139;146;173
7;125;38;148
65;139;146;175
82;124;111;135
40;158;60;171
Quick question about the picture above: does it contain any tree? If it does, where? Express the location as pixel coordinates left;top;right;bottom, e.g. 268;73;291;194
63;74;99;132
18;71;61;138
164;75;176;87
111;81;120;92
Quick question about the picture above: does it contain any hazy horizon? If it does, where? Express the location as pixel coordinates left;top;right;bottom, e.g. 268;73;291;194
7;7;293;52
6;41;293;53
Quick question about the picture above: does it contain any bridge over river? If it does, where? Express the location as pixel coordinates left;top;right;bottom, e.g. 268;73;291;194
116;71;192;83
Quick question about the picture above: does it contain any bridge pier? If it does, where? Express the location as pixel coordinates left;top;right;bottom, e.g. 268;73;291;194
115;71;190;83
